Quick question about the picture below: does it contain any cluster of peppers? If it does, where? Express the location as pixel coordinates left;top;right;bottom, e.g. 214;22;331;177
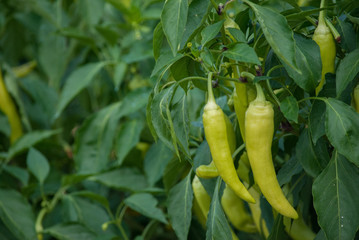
191;0;359;238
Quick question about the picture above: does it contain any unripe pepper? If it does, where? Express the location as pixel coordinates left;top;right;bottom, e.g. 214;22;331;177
196;113;236;179
221;186;257;233
313;0;336;95
245;84;298;219
0;69;23;144
202;73;255;203
283;211;315;240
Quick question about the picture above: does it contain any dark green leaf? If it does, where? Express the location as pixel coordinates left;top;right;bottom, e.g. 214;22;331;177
325;98;359;166
267;215;287;240
144;141;174;186
74;102;122;174
26;148;50;184
227;28;247;43
246;1;300;73
44;223;97;240
125;193;168;224
313;152;359;240
181;0;211;47
309;100;326;144
116;119;145;166
153;22;164;61
0;188;36;240
161;0;188;55
296;129;329;178
3;165;29;186
222;43;261;65
206;179;232;240
336;48;359;98
71;191;109;209
277;156;302;186
201;20;224;47
168;172;193;240
280;96;298;123
90;168;148;192
283;34;320;92
7;130;61;161
54;62;107;119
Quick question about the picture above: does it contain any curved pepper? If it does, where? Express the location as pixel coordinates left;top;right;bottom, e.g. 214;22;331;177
245;84;298;219
196;113;236;179
0;69;23;144
313;0;336;95
203;73;255;203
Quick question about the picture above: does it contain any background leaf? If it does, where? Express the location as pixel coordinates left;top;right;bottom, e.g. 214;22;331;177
167;172;193;240
325;98;359;166
0;189;36;240
161;0;188;55
125;193;168;224
26;148;50;184
313;152;359;240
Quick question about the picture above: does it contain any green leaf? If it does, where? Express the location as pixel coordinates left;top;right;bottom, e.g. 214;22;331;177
3;165;29;186
124;193;168;224
206;179;232;240
296;129;329;178
78;0;104;25
277;156;302;186
267;215;287;240
193;140;211;170
7;130;61;161
325;98;359;166
313;152;359;240
150;86;176;151
113;61;127;90
309;101;326;144
161;0;188;55
90;168;148;192
74;102;122;174
151;52;183;78
54;62;107;119
44;223;97;240
222;43;261;65
144;141;174;186
59;28;96;46
336;48;359;98
73;196;116;236
163;156;189;192
71;191;110;209
245;1;300;73
170;56;191;91
0;188;36;240
153;22;164;61
280;96;298;123
226;28;247;43
167;172;193;240
181;0;211;47
171;95;190;156
283;34;320;92
26;148;50;184
201;20;224;47
116;119;145;166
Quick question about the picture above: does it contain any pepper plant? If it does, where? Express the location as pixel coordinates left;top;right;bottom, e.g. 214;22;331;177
0;0;359;240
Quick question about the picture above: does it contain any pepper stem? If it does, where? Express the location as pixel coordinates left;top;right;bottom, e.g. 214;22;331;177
254;83;266;102
207;72;215;103
318;0;326;27
240;71;255;82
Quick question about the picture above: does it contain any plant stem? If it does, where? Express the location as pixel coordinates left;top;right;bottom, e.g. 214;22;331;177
255;83;265;102
318;0;326;26
232;143;245;159
207;72;215;103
